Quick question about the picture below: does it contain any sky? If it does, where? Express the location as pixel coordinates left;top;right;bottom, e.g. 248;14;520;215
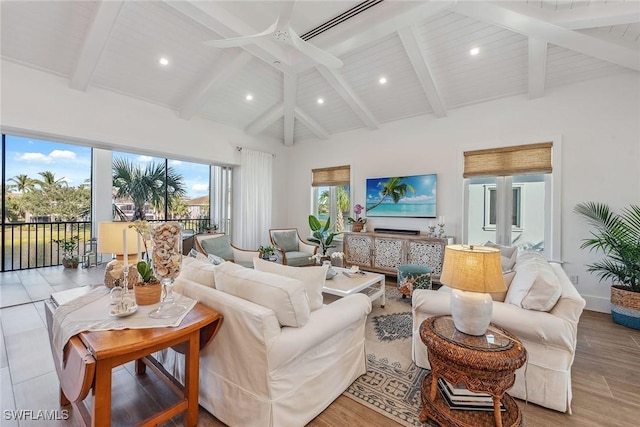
4;135;209;199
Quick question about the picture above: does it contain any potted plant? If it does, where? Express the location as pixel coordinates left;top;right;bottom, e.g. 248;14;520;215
347;204;367;232
53;236;80;268
574;202;640;329
259;245;275;260
129;221;162;305
308;215;340;262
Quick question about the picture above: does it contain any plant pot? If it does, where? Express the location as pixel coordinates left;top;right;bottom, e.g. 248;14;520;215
610;285;640;330
352;222;364;233
134;283;162;305
62;257;79;269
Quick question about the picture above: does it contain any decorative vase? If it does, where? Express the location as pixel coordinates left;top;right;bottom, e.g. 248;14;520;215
134;282;162;305
611;285;640;330
352;222;364;233
322;260;337;280
149;222;185;318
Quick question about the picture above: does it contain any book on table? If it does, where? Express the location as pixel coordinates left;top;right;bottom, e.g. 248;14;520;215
437;378;505;412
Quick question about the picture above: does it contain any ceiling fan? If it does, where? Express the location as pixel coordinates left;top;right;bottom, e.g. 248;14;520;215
205;1;343;69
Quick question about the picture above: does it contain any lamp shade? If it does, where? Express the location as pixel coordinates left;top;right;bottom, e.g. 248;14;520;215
440;245;505;293
97;222;140;257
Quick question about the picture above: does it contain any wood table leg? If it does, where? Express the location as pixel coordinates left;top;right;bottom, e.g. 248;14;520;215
92;361;112;427
184;330;201;427
493;396;503;427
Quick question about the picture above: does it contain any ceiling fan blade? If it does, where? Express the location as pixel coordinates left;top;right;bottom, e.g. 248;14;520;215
278;1;296;28
288;27;343;69
205;20;278;48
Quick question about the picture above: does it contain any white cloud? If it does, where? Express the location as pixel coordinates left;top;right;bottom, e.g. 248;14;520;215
49;150;76;160
170;160;183;166
137;155;153;162
192;183;209;192
17;152;50;162
16;150;77;163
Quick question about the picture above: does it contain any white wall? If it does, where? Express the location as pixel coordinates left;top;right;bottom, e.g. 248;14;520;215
285;71;640;313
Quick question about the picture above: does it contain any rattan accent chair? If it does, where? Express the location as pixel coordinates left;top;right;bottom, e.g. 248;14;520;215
269;228;317;266
194;233;259;268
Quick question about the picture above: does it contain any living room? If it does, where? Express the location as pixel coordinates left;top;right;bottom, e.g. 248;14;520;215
1;1;639;426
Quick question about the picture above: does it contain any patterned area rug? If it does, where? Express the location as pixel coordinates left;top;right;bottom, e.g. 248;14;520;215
341;287;435;427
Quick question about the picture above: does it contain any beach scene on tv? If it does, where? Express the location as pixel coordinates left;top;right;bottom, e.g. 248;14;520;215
366;174;437;218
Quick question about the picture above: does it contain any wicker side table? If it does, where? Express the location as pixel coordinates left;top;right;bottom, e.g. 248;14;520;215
419;316;527;427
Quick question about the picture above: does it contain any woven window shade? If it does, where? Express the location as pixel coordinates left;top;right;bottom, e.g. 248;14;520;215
463;142;552;178
312;165;350;187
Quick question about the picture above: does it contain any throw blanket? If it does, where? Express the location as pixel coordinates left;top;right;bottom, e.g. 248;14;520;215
52;286;196;367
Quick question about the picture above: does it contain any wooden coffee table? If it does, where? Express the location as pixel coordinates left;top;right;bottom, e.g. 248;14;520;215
322;267;386;307
419;316;527;427
45;287;222;427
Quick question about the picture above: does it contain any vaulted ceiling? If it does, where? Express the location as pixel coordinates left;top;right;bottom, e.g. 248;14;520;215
2;1;639;146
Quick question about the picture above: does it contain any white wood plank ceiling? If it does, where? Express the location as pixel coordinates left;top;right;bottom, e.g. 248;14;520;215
2;1;639;146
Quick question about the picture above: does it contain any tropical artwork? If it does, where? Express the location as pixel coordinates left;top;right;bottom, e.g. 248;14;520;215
366;174;437;218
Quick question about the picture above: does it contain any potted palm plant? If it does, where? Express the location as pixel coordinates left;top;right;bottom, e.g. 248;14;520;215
53;236;80;268
308;215;340;262
574;202;640;329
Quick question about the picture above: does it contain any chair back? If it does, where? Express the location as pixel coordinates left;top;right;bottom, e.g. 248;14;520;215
196;233;235;261
269;229;300;252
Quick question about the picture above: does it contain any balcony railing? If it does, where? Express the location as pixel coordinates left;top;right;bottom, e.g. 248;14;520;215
2;218;214;272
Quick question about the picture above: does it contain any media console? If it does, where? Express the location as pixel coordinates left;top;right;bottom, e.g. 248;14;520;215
343;231;454;281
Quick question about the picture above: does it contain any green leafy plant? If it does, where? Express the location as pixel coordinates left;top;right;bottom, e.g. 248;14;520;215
259;245;275;256
129;220;157;284
308;215;340;256
136;260;157;284
574;202;640;293
52;236;80;267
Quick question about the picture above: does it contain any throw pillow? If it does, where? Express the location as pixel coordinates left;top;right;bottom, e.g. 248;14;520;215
188;248;198;258
271;231;299;253
179;257;217;288
214;262;311;327
195;252;225;266
200;235;234;260
505;261;561;311
253;257;328;311
489;271;516;302
485;241;518;271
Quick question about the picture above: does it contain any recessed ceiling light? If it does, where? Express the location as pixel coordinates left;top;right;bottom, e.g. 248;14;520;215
245;94;253;101
470;47;480;56
379;77;387;85
317;98;324;105
159;57;169;66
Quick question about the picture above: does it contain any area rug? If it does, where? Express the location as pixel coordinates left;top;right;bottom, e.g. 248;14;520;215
341;286;435;427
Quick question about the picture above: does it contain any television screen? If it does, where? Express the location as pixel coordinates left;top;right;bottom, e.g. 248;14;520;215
365;174;437;218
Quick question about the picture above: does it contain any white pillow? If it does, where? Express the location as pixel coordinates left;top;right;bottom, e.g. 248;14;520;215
485;241;518;272
214;262;311;327
505;260;561;311
253;257;328;311
490;271;516;302
179;257;217;288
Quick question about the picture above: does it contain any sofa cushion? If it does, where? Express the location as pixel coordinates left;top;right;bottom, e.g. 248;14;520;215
271;231;299;252
253;257;328;311
485;241;518;271
506;259;562;311
490;271;516;302
200;235;234;260
180;256;217;288
214;262;311;327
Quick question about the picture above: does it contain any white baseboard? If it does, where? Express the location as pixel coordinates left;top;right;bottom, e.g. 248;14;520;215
583;295;610;313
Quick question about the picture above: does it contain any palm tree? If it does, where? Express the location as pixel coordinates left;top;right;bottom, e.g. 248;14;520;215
318;187;350;233
7;174;34;193
34;171;67;189
112;157;187;220
366;177;415;212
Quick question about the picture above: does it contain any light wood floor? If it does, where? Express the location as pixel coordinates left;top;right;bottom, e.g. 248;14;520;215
1;269;639;426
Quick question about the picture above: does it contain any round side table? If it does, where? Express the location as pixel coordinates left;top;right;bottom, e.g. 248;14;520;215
419;315;527;427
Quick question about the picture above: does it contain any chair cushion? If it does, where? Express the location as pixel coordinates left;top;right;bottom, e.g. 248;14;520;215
272;231;299;252
253;258;328;311
485;241;518;271
200;235;234;261
285;252;315;267
214;262;311;327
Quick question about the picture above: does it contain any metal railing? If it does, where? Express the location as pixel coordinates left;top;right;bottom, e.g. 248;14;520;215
2;218;215;272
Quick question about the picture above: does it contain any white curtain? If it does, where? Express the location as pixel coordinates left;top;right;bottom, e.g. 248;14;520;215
237;148;273;249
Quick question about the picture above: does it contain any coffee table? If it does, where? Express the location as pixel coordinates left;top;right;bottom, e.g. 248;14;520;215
322;267;386;307
45;287;223;427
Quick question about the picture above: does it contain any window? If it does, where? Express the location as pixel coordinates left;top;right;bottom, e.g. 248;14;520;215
311;165;351;232
463;141;559;259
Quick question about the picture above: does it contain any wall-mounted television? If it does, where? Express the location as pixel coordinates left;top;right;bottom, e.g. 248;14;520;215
365;174;437;218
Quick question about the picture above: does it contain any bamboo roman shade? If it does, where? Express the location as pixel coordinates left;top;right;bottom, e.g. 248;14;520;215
312;165;350;187
463;142;552;178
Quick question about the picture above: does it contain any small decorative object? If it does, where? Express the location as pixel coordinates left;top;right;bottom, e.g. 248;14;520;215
206;224;219;234
437;216;445;237
323;260;338;280
308;215;340;259
428;221;436;237
347;204;367;233
259;245;275;260
53;236;80;268
331;251;344;267
132;254;161;305
149;221;186;318
574;202;640;329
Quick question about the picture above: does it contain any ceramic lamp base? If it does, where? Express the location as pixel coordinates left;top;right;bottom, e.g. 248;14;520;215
450;289;493;336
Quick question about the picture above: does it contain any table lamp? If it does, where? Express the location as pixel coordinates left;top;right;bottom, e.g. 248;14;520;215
439;244;505;336
97;221;141;287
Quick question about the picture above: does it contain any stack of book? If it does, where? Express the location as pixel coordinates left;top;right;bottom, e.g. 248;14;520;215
437;378;505;412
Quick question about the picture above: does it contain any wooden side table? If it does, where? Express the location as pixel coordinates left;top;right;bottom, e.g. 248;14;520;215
419;316;527;427
45;288;222;427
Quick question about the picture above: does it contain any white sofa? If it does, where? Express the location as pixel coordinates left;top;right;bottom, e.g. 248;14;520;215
156;257;372;427
412;252;586;413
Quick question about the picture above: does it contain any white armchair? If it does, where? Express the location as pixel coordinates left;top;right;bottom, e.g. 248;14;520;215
194;233;259;268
